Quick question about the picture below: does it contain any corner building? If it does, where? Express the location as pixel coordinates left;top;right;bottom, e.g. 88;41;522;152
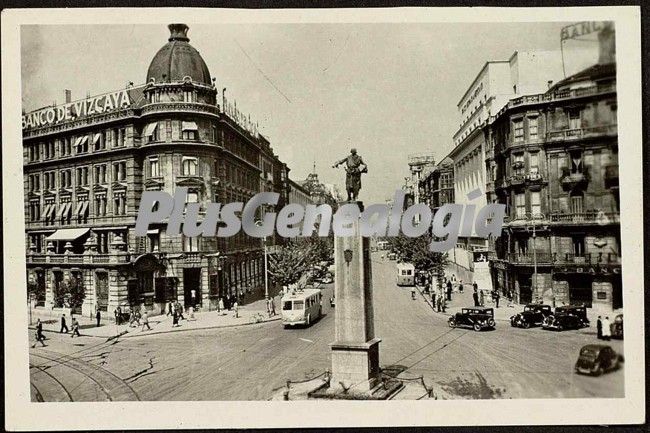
489;25;621;311
24;24;291;317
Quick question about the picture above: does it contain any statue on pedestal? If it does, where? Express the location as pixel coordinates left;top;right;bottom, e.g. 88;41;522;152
333;148;367;201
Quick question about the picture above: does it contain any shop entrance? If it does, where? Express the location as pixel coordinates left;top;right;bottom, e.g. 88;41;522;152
566;274;592;307
183;268;201;308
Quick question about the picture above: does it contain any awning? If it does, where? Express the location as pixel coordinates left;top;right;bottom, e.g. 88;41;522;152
45;228;90;242
79;201;89;217
48;204;56;219
74;136;84;147
143;122;158;137
182;121;198;131
56;203;69;219
74;201;84;216
92;133;102;145
147;229;160;235
41;204;51;220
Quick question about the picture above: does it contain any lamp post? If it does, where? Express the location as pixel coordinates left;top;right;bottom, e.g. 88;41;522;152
255;220;269;299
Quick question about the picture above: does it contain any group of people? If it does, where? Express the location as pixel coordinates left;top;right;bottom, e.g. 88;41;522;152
596;316;612;340
59;313;81;337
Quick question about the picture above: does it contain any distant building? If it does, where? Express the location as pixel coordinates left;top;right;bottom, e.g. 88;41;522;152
288;178;314;208
297;169;338;208
420;156;454;214
489;24;620;311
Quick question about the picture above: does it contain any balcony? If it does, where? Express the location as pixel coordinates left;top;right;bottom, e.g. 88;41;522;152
548;211;620;225
560;171;588;190
507;174;526;186
507;83;616;110
27;253;131;265
547;124;617;142
141;102;219;116
507;252;554;265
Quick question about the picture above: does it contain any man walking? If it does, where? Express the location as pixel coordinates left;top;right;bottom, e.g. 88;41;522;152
602;316;611;341
32;319;46;348
60;314;69;333
115;305;122;326
431;292;436;311
70;317;81;338
473;288;480;307
447;282;453;301
596;316;603;339
479;289;485;307
495;291;500;308
270;297;276;316
141;311;151;331
96;309;101;327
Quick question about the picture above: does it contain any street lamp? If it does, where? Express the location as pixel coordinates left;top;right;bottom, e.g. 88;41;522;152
255;220;269;300
526;212;546;302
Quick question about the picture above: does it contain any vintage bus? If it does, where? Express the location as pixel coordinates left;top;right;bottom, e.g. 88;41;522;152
396;263;416;286
281;288;323;327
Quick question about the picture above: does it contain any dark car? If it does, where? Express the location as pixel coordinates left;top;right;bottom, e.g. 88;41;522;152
610;314;623;339
542;305;590;331
575;344;623;376
448;307;495;331
510;304;552;328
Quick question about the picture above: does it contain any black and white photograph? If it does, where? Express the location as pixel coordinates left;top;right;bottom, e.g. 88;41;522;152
2;6;644;430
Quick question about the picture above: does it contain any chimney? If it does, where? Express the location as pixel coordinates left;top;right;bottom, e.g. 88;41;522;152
65;89;72;103
598;23;616;65
168;24;190;42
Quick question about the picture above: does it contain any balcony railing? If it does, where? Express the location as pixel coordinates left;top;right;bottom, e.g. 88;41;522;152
507;83;616;109
27;253;131;265
547;124;617;142
548;211;620;224
503;252;620;265
141;102;219;116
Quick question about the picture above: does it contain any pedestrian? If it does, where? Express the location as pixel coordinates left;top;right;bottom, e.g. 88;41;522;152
190;289;196;307
596;316;603;339
60;314;69;333
96;309;101;327
233;301;239;318
175;302;185;320
431;292;436;310
473;288;480;307
166;301;173;316
32;319;46;348
266;297;272;317
218;297;225;314
479;290;485;307
411;286;416;300
141;311;151;331
270;297;276;316
116;305;122;325
188;306;195;321
602;316;611;341
172;310;180;327
495;291;500;308
458;280;464;293
447;284;452;301
70;317;81;338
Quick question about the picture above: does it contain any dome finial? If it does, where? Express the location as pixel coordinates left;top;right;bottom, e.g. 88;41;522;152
168;24;190;42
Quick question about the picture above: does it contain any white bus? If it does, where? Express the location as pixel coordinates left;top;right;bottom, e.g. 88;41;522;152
396;263;415;286
281;288;323;327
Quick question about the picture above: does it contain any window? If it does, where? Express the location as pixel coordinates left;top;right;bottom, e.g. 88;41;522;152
183;235;199;252
528;116;538;140
530;191;541;217
113;192;126;215
148;232;160;252
28;143;40;162
149;158;160;177
568;110;581;129
60;169;72;188
76;167;89;186
43;141;56;159
570;150;583;174
28;174;41;192
29;200;41;222
76;135;89;154
212;125;218;143
515;193;526;218
183;90;194;102
182;157;198;176
43;172;55;190
513;153;525;175
529;152;539;175
186;191;199;204
572;235;585;257
182;129;197;140
75;197;89;224
571;194;584;214
513;119;524;143
97;231;109;254
113;127;126;147
94;194;107;217
517;236;528;255
113;161;127;182
94;164;107;184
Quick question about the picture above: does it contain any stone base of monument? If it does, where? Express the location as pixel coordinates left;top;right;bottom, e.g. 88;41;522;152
307;338;403;400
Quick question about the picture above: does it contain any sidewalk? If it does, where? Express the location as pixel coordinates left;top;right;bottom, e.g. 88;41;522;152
29;293;283;339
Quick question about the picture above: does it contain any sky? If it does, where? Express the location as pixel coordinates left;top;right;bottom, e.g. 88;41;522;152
21;22;600;204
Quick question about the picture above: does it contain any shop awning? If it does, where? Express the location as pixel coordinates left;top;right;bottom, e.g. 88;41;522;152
143;122;158;137
74;136;84;147
79;201;89;217
45;228;90;242
56;202;69;219
74;201;84;216
41;204;52;220
92;133;102;145
182;121;198;131
47;204;57;219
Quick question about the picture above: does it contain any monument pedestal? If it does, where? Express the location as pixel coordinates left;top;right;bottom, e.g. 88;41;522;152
310;201;401;399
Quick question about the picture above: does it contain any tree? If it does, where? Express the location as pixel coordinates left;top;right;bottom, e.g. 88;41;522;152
267;239;316;289
59;276;86;312
386;233;448;277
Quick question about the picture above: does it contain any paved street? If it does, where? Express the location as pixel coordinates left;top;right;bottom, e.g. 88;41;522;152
29;252;624;401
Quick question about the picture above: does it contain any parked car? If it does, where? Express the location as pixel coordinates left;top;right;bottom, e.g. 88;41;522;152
575;344;623;376
510;304;552;328
448;307;495;331
542;305;590;331
610;314;623;339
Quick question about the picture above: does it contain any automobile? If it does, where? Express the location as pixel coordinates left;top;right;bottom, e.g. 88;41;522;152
610;314;623;339
542;305;590;331
448;307;496;331
575;344;623;376
510;304;552;328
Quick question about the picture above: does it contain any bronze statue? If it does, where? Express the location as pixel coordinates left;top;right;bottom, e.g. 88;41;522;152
333;148;368;201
